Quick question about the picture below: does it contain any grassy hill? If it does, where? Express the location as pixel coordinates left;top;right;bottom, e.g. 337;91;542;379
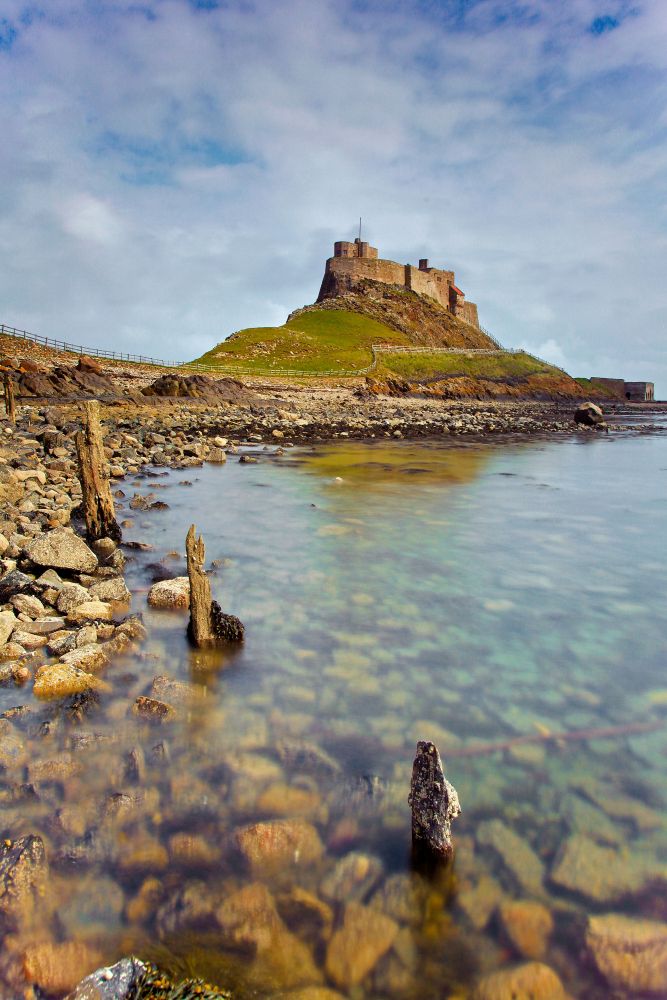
193;310;409;375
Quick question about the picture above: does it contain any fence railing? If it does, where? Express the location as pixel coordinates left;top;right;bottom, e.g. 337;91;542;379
2;321;565;380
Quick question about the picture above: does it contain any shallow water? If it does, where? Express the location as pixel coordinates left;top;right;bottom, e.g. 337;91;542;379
4;428;667;997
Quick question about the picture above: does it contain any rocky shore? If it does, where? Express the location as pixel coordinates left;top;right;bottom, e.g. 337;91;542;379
1;362;666;996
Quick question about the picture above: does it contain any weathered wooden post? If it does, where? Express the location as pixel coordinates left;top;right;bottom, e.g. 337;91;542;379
186;524;244;647
408;740;461;860
3;374;15;425
75;400;121;542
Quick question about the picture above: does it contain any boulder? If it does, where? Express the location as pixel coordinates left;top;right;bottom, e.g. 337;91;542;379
24;529;98;573
147;577;190;609
0;570;34;603
67;600;114;623
586;912;667;993
574;401;605;426
33;662;104;699
77;355;103;375
56;582;92;613
472;961;567;1000
89;577;131;603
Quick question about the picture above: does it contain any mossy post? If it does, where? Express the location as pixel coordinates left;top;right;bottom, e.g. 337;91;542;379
186;524;245;647
75;400;121;542
3;374;15;424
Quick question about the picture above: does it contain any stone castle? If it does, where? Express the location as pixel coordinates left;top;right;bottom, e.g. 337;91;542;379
317;237;480;328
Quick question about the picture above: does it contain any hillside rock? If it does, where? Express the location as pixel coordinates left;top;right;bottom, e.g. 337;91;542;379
308;277;494;349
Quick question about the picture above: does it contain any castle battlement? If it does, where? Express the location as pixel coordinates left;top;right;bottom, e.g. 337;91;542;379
318;238;480;328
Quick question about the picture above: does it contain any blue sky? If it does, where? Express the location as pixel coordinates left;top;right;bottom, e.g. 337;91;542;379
1;0;666;392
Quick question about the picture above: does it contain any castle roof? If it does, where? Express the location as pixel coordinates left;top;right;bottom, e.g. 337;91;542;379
451;285;464;296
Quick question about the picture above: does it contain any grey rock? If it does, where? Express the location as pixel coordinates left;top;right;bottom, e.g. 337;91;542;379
66;956;147;999
24;529;98;573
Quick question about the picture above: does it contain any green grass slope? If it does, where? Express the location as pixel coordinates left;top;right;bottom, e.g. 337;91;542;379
192;310;409;375
377;350;561;380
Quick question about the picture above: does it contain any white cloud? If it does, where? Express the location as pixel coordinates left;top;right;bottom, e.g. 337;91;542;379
0;0;666;394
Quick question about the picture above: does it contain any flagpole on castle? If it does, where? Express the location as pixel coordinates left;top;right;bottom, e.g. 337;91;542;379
359;217;362;242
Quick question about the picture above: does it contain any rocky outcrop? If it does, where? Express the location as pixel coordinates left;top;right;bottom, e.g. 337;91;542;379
141;373;260;404
305;277;495;349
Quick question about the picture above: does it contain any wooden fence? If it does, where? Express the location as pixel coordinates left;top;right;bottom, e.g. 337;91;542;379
1;321;565;379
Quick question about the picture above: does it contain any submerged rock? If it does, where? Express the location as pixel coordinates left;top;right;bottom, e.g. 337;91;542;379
325;901;399;989
549;834;650;903
476;820;544;895
585;912;667;993
320;851;384;903
216;882;322;989
498;899;554;959
408;740;461;859
472;961;567;1000
235;819;324;876
0;834;48;930
22;940;102;996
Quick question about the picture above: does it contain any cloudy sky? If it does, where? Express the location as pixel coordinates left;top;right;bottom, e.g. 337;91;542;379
1;0;666;392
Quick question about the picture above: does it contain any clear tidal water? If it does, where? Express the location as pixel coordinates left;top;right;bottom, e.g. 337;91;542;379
4;425;667;998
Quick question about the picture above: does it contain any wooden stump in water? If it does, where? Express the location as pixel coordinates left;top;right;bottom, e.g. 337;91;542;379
75;400;121;542
3;374;15;424
186;524;245;648
408;740;461;861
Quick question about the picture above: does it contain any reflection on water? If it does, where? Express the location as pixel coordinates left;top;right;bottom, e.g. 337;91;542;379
2;432;667;998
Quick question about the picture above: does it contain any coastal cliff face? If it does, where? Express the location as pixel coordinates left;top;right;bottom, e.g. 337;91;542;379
293;276;497;351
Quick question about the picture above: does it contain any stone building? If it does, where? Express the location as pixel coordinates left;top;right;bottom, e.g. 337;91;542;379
320;238;480;328
590;378;655;401
624;381;655;401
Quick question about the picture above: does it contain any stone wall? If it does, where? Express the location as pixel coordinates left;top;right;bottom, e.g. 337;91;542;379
324;256;407;288
404;265;454;309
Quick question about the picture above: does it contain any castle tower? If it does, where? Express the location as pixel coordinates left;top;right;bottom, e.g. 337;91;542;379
333;238;379;260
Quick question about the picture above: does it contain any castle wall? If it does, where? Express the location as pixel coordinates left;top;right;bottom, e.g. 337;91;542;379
321;240;482;329
325;256;406;287
404;265;454;310
460;301;479;327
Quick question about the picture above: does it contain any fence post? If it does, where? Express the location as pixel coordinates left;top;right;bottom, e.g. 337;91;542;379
3;374;16;424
